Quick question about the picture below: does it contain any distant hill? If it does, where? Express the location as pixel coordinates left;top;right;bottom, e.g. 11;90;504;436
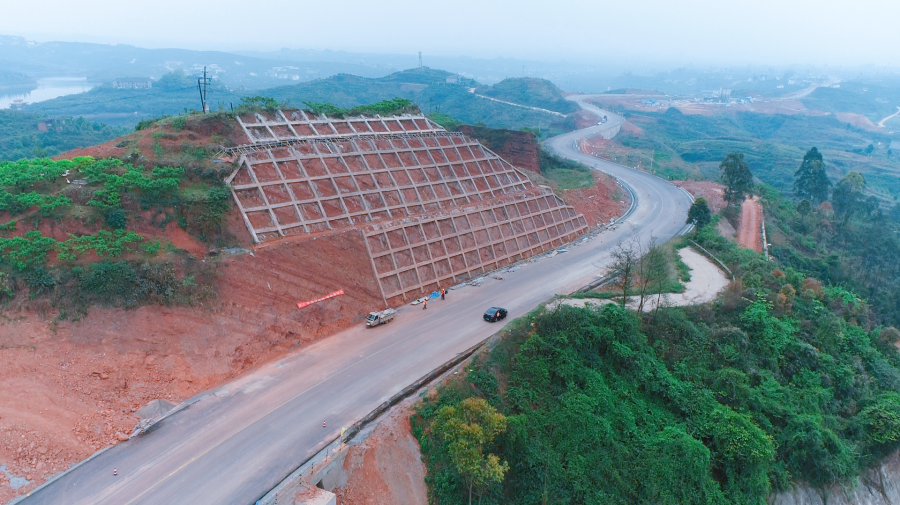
478;77;578;114
25;70;245;126
0;68;36;90
0;109;126;161
25;66;575;133
0;35;389;90
265;68;572;133
801;81;900;122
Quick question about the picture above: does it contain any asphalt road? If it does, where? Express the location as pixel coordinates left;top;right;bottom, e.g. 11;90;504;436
18;99;692;505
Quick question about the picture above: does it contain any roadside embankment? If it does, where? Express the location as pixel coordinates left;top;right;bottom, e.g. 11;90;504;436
0;229;382;502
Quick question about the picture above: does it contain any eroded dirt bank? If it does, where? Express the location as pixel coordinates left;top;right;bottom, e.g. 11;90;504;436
334;400;427;505
0;229;383;502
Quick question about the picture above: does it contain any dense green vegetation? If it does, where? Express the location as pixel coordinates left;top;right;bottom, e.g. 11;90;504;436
478;78;579;114
763;182;900;326
613;108;898;200
0;155;230;314
0;109;127;161
302;97;417;118
416;217;900;504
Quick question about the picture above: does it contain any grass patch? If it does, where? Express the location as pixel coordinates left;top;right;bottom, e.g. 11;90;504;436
542;168;594;189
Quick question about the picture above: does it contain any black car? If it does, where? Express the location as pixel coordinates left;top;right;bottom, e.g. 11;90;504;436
483;307;508;322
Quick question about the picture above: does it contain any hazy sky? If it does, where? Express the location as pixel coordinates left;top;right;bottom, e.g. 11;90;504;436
3;0;898;67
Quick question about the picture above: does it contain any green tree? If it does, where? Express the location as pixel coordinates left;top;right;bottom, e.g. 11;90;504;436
432;397;509;505
720;153;754;205
832;171;876;225
687;197;712;229
793;147;831;204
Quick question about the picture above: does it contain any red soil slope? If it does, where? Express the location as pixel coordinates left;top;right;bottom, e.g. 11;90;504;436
563;172;630;227
671;180;727;213
334;400;427;505
0;229;383;501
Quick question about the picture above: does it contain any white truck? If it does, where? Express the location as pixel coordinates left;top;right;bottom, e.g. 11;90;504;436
366;309;396;327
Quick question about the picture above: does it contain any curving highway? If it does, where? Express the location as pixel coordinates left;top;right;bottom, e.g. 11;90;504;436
17;97;692;505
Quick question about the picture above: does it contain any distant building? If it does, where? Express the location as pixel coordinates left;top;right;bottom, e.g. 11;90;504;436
112;78;152;89
445;75;459;84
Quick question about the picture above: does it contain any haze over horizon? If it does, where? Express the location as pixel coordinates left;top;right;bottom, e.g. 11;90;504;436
2;0;898;69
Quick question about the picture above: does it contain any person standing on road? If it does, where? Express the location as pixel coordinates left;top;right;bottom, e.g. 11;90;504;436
441;288;445;300
423;299;427;310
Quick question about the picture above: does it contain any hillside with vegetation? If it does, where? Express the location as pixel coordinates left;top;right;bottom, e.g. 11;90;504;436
607;108;898;200
0;109;127;161
0;111;242;315
265;68;574;133
801;81;900;123
27;67;574;133
415;217;900;505
25;70;245;127
0;69;36;90
477;77;579;114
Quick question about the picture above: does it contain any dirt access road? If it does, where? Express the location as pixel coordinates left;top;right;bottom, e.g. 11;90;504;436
20;100;692;505
738;196;763;252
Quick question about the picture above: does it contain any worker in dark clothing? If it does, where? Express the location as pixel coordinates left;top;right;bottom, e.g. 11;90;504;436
441;288;446;300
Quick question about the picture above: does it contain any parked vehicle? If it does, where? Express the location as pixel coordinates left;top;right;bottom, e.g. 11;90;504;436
483;307;508;322
366;309;396;327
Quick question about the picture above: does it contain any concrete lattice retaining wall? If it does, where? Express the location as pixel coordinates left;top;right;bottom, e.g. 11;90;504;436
225;110;588;303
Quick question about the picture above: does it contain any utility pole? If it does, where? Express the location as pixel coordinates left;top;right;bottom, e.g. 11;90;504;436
418;52;422;68
650;149;654;172
197;66;210;113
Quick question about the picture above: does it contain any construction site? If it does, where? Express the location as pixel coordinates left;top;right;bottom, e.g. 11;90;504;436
225;110;589;304
0;107;602;503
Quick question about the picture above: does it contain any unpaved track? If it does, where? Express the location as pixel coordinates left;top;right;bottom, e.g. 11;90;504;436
878;106;900;128
19;100;692;505
737;196;762;252
555;246;730;311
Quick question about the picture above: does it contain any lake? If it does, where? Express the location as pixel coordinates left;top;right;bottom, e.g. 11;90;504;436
0;77;92;109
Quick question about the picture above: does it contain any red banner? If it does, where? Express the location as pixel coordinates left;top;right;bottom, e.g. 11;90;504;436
297;289;345;309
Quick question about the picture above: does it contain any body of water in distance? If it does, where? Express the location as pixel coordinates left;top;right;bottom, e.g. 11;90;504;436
0;77;92;109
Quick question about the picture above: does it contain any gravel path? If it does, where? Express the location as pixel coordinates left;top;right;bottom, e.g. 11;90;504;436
555;247;730;312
